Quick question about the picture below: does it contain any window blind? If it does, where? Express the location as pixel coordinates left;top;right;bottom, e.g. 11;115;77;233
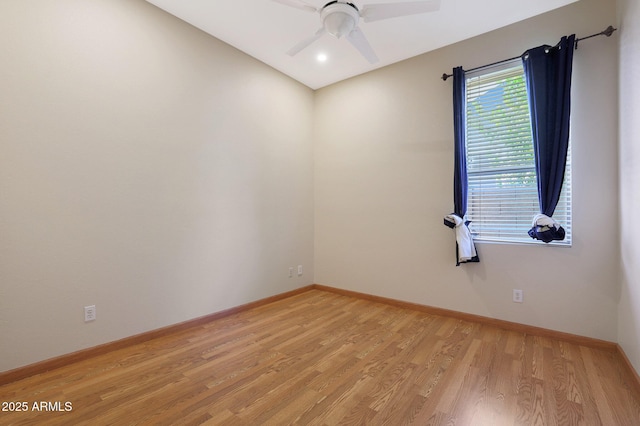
465;62;572;245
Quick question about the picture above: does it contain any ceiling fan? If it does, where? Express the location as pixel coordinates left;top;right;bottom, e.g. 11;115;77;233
272;0;441;63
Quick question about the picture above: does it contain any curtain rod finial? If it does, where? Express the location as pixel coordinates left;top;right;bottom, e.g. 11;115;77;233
442;73;450;81
575;25;617;49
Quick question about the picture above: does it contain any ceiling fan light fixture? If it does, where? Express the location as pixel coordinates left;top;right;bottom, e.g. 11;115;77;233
321;3;359;38
323;12;355;38
274;0;441;65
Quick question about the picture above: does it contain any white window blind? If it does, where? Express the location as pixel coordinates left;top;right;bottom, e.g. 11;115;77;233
465;61;572;245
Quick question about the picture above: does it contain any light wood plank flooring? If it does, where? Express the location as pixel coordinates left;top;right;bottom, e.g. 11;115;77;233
1;289;639;425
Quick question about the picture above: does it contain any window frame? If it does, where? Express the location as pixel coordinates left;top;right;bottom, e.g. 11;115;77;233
464;60;572;246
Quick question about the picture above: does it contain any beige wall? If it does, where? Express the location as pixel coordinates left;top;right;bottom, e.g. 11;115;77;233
315;0;620;341
617;0;640;373
0;0;315;372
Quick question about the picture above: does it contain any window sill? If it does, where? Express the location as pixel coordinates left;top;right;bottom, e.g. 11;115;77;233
472;238;572;248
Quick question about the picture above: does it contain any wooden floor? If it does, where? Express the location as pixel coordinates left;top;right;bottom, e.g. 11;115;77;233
1;289;639;425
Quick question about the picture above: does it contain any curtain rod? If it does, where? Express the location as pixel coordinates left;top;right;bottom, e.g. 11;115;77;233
441;25;617;81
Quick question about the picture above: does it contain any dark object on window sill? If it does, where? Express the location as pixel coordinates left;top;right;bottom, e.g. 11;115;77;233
528;225;566;243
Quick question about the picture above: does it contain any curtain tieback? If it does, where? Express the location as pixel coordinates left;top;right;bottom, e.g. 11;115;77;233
528;214;565;243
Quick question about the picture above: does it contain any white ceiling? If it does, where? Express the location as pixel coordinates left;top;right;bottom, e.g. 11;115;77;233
145;0;578;90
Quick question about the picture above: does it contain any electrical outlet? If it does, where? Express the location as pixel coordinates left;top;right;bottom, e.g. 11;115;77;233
289;267;294;278
297;265;303;276
513;289;523;303
84;305;96;322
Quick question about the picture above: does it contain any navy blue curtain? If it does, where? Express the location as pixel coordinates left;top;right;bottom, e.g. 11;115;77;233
452;66;467;218
522;35;575;241
444;66;479;265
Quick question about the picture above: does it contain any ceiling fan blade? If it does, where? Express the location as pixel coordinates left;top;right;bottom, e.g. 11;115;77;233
271;0;318;13
346;27;379;64
287;27;326;56
360;0;441;23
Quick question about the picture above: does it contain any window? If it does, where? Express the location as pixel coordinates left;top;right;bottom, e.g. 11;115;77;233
465;61;572;245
